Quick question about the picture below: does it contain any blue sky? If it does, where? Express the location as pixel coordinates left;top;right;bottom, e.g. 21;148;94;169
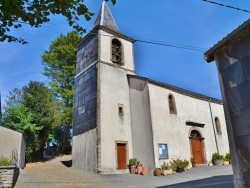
1;0;250;106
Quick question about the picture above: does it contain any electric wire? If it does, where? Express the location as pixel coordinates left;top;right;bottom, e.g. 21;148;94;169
15;20;206;52
201;0;250;13
83;31;206;52
10;1;250;52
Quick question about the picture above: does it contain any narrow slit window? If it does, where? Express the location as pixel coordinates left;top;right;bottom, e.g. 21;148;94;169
118;104;124;116
168;94;177;114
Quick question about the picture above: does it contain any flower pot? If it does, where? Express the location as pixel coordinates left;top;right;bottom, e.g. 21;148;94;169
137;166;143;175
142;166;148;176
213;160;223;166
155;168;162;176
130;165;136;174
176;167;184;173
0;166;19;188
223;161;230;165
162;169;173;176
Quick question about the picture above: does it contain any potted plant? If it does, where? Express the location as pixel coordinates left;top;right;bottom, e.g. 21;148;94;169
171;158;189;173
223;152;231;165
137;163;143;175
142;165;148;176
222;156;229;165
212;152;223;166
0;155;19;188
154;167;162;176
225;152;231;164
129;158;139;174
161;161;172;175
190;157;196;167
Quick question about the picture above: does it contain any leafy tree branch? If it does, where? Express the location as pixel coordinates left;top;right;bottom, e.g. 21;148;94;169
0;0;116;44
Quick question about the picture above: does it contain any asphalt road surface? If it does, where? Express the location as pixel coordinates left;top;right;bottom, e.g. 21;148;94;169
16;155;233;188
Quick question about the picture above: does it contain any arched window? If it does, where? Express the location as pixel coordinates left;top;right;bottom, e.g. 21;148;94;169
111;38;122;64
215;117;222;135
168;94;177;114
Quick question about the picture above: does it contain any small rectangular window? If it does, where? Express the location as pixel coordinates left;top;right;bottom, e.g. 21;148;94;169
118;104;124;115
158;144;169;159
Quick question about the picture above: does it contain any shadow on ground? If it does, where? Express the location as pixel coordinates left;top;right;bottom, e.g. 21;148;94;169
61;160;72;167
157;175;234;188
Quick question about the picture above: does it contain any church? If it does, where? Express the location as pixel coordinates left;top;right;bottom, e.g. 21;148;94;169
72;1;229;174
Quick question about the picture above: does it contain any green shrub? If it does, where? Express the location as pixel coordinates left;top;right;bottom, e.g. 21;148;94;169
161;161;170;170
225;152;231;161
0;156;12;166
190;157;196;165
129;158;139;166
170;161;177;172
170;158;189;171
212;152;223;160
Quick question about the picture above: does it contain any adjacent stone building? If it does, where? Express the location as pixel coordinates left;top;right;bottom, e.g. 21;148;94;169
72;1;229;174
204;18;250;188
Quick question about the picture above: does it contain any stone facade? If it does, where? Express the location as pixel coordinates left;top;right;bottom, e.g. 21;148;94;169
0;166;19;188
204;18;250;188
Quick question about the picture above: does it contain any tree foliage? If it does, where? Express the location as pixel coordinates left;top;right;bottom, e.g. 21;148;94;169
0;0;116;44
2;81;61;161
41;31;81;151
23;81;62;145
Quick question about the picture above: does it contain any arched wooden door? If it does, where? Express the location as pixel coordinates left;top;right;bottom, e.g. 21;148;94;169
190;130;204;164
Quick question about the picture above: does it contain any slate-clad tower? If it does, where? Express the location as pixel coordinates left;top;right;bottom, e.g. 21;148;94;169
72;1;135;173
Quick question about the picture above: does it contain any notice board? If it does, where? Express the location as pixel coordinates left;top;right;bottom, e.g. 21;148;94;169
158;143;169;159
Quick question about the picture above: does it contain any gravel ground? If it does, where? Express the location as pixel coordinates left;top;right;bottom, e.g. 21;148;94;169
15;155;233;188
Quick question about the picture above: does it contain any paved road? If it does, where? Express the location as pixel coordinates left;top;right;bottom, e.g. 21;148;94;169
16;155;233;188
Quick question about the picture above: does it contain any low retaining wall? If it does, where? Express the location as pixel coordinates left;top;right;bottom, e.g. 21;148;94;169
0;166;19;188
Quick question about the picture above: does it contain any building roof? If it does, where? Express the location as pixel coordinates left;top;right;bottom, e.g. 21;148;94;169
204;18;250;63
128;75;222;104
77;1;135;48
94;1;119;32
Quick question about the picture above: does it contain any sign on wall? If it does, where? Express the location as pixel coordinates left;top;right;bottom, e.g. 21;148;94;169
158;143;169;159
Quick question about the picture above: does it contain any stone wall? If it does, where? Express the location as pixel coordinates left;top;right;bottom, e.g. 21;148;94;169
214;33;250;187
0;167;19;188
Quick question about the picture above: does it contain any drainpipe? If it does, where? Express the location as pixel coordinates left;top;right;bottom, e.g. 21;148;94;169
208;99;219;154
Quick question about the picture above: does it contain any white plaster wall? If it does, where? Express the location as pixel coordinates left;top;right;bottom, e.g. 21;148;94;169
209;101;229;157
148;84;229;167
99;30;134;71
99;63;134;173
72;129;97;171
129;78;155;171
0;126;26;169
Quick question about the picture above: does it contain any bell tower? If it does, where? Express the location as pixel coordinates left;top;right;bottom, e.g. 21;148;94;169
72;1;135;174
95;1;135;72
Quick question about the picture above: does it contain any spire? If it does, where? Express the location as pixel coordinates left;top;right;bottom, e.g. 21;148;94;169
94;1;119;32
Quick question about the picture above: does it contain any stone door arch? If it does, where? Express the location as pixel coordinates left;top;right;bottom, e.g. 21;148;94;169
189;129;206;164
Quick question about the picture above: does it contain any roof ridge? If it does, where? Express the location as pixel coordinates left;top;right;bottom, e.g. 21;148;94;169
127;74;222;104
